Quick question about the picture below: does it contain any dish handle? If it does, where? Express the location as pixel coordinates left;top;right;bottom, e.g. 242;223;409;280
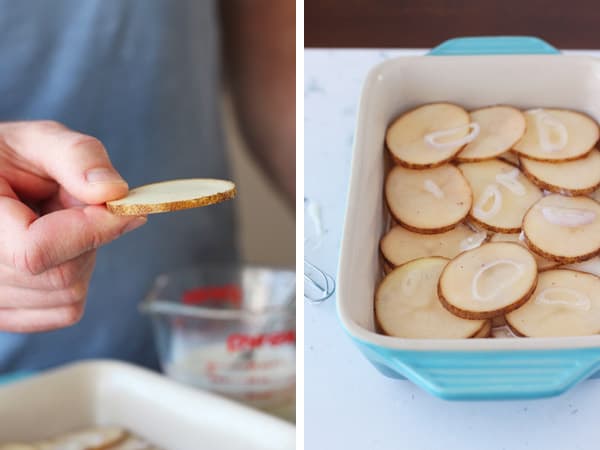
429;36;559;56
363;345;600;400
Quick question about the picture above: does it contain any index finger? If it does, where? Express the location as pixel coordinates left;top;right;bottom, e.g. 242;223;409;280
1;121;129;204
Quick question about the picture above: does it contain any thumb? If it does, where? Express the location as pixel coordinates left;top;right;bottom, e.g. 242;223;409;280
18;206;146;274
3;121;129;204
0;179;146;275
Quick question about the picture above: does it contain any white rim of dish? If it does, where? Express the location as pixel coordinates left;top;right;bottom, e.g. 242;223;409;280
338;53;600;352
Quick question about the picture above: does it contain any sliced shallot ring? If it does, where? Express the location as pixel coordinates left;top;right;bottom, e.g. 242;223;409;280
529;110;568;153
495;168;526;196
472;259;525;302
423;179;444;199
534;287;591;311
459;231;488;252
541;206;597;227
459;159;542;233
424;123;480;150
473;184;502;219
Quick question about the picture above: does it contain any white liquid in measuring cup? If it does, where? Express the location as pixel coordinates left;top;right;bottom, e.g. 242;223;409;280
165;343;296;412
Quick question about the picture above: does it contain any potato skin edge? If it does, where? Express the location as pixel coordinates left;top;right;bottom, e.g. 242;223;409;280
107;186;236;215
522;228;600;264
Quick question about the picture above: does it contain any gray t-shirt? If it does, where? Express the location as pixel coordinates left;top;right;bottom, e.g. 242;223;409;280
0;0;236;372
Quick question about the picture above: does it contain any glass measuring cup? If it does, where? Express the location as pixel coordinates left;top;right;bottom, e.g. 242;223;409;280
141;264;296;414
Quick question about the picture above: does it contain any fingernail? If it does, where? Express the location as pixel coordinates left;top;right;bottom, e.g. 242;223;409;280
121;216;147;235
85;168;127;184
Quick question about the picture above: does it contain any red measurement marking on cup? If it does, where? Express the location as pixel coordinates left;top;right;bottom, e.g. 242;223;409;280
227;330;296;352
182;284;242;306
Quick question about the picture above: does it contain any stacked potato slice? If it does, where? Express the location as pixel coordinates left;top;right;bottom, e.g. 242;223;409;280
377;103;600;338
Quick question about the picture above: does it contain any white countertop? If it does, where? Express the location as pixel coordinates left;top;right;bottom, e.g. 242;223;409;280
304;48;600;450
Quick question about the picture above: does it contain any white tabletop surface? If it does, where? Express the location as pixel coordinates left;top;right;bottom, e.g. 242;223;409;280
304;48;600;450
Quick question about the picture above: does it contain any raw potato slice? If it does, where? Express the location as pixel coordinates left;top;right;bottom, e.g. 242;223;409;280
472;319;492;338
38;427;127;450
386;103;471;168
438;242;538;319
513;108;599;161
506;269;600;337
380;224;487;267
563;256;600;277
498;151;520;165
385;165;472;233
520;149;600;195
522;195;600;263
375;257;486;338
456;106;526;162
107;179;236;215
490;233;558;270
459;159;542;232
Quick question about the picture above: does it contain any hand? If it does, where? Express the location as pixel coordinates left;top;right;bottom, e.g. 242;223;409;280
0;121;146;332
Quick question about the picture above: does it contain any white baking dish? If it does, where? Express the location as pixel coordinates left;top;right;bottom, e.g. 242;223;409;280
337;36;600;400
0;360;295;449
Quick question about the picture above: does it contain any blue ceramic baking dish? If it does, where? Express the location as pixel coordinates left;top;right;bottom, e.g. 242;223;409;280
337;36;600;400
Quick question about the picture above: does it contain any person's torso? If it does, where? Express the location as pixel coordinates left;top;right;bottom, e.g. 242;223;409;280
0;0;237;371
